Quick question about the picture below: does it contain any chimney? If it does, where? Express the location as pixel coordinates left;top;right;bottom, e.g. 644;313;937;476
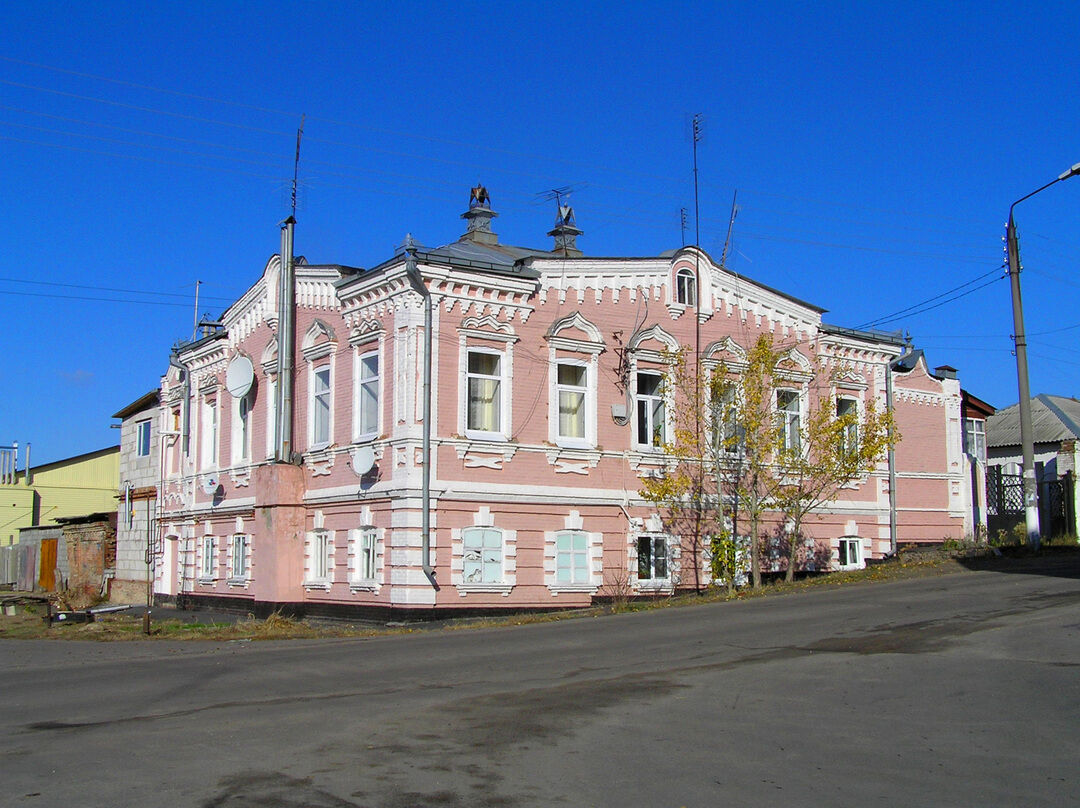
460;184;498;245
548;202;583;257
934;365;958;380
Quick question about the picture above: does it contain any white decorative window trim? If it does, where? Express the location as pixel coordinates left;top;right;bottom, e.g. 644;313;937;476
353;341;382;443
226;533;250;587
544;511;602;594
631;532;679;592
835;536;865;571
460;344;512;442
545;317;603;451
305;446;336;476
543;447;601;475
304;529;336;591
228;465;252;488
451;507;517;596
454;440;518;469
348;523;384;593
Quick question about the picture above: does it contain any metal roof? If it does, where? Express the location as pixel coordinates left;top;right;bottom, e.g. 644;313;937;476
985;394;1080;447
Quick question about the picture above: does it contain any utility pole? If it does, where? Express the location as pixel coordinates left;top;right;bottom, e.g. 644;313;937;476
1005;161;1080;550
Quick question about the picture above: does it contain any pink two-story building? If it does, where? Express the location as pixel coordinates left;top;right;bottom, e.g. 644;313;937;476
152;192;967;618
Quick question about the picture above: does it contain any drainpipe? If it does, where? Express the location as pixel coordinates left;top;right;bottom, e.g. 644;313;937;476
885;349;914;556
402;236;435;581
276;216;296;463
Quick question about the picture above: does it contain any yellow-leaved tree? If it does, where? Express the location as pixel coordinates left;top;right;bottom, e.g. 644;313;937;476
641;333;898;589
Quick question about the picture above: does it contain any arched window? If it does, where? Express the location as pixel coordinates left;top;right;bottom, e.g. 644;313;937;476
675;267;697;306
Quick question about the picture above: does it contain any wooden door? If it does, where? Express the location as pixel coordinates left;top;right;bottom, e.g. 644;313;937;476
38;538;57;591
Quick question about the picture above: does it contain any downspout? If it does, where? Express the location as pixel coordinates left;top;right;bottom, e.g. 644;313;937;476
885;349;914;557
402;237;435;581
276;216;296;463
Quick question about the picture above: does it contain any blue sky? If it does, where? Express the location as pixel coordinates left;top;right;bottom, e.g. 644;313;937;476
3;1;1079;465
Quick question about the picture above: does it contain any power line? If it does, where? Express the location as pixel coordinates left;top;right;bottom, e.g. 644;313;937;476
856;267;1005;330
0;276;235;303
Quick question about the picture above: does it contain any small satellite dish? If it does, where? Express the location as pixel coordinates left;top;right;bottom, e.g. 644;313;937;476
201;476;219;495
351;445;376;475
226;355;255;398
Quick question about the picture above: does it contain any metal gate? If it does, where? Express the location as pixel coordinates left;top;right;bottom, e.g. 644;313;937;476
1041;475;1075;538
987;465;1024;538
987;466;1075;539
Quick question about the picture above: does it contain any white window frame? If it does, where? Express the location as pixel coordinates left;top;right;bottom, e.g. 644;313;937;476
135;419;152;458
264;373;277;459
305;530;334;590
554;530;591;586
353;347;381;442
965;418;986;463
199;535;216;581
777;389;802;452
462;526;504;585
675;267;697;306
636;534;670;584
464;346;508;441
200;397;219;470
837;396;858;456
231;392;252;465
309;363;333;449
228;533;249;582
635;370;668;450
349;527;380;591
553;359;591;448
836;537;864;570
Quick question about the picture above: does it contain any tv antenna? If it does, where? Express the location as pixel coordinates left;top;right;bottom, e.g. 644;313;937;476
290;115;305;218
720;190;739;267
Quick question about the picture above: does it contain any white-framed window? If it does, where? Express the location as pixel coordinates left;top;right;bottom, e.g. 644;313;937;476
637;535;669;581
136;419;151;458
709;384;743;455
675;267;697;306
635;371;667;449
358;528;377;581
200;397;219;470
306;530;334;587
310;365;332;448
462;526;503;584
354;349;380;441
777;389;801;452
837;537;863;570
555;531;590;585
836;397;858;456
465;348;504;438
555;361;588;445
199;535;216;580
232;393;252;464
265;374;277;458
965;418;986;462
229;534;249;580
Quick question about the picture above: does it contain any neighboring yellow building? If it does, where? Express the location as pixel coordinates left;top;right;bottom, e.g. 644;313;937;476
0;446;120;546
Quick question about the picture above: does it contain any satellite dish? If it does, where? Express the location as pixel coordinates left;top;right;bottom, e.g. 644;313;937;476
351;445;376;475
226;355;255;398
201;476;219;495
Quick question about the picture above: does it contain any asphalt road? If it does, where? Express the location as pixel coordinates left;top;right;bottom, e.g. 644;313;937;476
2;559;1078;807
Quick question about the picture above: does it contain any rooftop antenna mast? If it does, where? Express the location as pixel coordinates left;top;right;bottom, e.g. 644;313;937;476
720;190;738;267
291;114;305;219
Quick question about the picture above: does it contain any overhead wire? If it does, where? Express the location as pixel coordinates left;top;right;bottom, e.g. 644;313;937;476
855;266;1005;330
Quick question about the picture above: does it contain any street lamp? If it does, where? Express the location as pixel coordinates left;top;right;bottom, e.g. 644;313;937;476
1005;161;1080;550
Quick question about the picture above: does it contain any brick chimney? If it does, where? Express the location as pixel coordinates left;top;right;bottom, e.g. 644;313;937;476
460;184;498;245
